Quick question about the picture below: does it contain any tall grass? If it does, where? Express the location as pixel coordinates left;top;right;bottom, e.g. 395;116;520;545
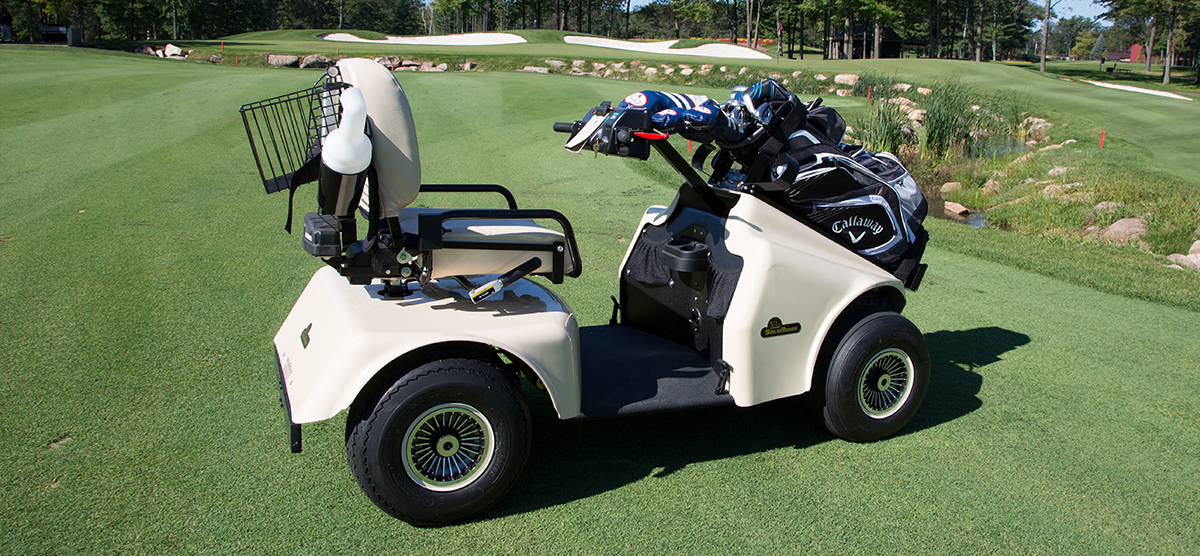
854;100;909;154
920;77;978;158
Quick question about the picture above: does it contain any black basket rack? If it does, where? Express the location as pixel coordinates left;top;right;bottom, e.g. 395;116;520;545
240;72;349;194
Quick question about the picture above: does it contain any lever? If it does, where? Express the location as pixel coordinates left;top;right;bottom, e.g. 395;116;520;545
469;257;542;304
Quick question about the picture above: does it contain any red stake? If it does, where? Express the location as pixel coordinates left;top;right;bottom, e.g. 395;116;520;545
868;86;873;106
220;41;224;51
1100;130;1105;148
235;56;238;65
688;140;693;151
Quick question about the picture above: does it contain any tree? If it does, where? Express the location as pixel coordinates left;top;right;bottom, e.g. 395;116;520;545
1089;32;1106;60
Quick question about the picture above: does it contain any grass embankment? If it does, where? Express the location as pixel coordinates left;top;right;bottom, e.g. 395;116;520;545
2;47;1199;554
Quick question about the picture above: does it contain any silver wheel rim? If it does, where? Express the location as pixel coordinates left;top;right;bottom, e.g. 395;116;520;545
857;347;914;419
402;402;495;492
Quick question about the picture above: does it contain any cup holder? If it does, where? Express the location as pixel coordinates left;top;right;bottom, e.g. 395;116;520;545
660;238;710;273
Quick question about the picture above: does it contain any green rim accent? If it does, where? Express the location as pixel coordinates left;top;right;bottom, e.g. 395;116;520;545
857;347;914;419
402;402;495;491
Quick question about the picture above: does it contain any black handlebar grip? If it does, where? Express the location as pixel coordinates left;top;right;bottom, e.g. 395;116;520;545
553;122;577;133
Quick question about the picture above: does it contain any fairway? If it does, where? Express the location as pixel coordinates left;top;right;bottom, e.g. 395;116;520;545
2;47;1199;554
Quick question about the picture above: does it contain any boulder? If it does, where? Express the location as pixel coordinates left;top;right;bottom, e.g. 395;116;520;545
1023;117;1053;141
643;66;657;75
133;45;156;56
1062;139;1077;145
545;59;567;67
374;56;401;69
1094;201;1120;212
611;62;625;69
401;59;421;67
940;182;962;194
944;201;970;216
300;54;331;69
814;74;828;81
461;61;477;71
663;67;674;75
908;109;926;121
887;97;918;107
420;62;447;72
982;179;999;196
701;64;714;74
163;43;184;57
1038;143;1063;152
268;54;300;67
834;74;859;85
630;60;642;67
917;87;932;95
1102;217;1146;245
1048;166;1076;176
681;68;694;76
572;60;585;67
592;62;606;70
792;70;803;78
208;54;222;64
1190;240;1200;255
768;72;782;80
521;66;549;74
738;67;749;75
835;89;852;97
719;66;727;72
894;83;912;91
1167;254;1198;269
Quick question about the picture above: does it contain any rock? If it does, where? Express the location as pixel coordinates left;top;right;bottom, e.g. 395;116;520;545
835;89;852;97
1167;265;1186;270
678;64;691;69
1048;166;1076;176
644;66;658;75
940;182;962;194
999;196;1029;207
418;62;439;71
895;104;915;115
461;61;477;71
572;60;585;67
301;54;330;69
268;54;300;67
374;56;401;69
944;201;970;216
545;59;566;67
814;74;828;81
1062;139;1077;145
1009;153;1035;166
1167;254;1198;269
612;62;625;69
982;179;999;196
834;74;859;85
719;66;727;72
702;64;714;74
133;45;156;56
154;49;164;57
1039;143;1063;152
630;60;642;67
908;109;926;121
208;54;222;64
1102;217;1147;245
971;104;981;111
592;62;606;70
1094;201;1120;212
521;66;549;74
792;70;803;78
917;87;932;95
680;68;694;76
1189;240;1200;255
887;97;918;107
1059;192;1094;203
163;43;184;57
402;59;421;67
768;72;782;80
894;83;912;91
739;67;749;75
1023;117;1053;141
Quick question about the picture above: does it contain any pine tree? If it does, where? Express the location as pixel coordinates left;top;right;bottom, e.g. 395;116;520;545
1090;33;1107;60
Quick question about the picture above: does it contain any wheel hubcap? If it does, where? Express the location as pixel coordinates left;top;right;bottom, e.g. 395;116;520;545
857;347;914;419
402;403;495;491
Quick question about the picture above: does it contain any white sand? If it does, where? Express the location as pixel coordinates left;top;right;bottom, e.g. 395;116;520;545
563;36;771;60
321;32;527;46
1082;80;1193;101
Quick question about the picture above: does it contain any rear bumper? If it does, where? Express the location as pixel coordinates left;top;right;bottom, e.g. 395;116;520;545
275;348;302;453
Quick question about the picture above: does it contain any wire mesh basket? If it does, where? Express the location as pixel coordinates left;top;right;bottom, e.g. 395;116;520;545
240;71;349;194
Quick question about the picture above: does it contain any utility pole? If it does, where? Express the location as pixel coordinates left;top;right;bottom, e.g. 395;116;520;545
1040;0;1051;72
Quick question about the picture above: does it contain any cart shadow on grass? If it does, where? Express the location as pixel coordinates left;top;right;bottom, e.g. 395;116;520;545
491;325;1030;519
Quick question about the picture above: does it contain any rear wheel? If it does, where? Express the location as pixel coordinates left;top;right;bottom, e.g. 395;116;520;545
347;357;530;526
814;310;930;442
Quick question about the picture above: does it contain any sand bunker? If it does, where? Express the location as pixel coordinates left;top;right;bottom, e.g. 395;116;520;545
322;32;527;46
1082;80;1193;101
563;36;771;60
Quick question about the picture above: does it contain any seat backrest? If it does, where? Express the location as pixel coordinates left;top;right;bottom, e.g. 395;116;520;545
334;58;421;218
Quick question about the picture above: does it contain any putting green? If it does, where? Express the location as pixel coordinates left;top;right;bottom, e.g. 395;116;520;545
1;47;1198;554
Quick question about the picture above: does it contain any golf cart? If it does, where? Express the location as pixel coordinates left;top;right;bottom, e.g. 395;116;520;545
240;59;931;526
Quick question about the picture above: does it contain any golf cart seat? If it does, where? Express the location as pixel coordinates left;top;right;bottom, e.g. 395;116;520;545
335;58;578;281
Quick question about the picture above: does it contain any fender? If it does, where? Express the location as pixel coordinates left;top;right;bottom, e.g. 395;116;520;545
275;267;581;425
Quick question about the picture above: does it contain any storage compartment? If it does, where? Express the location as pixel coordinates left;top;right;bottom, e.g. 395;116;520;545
302;212;341;257
660;238;709;273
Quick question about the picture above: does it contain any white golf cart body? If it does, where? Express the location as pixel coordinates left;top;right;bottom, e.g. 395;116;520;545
276;189;904;426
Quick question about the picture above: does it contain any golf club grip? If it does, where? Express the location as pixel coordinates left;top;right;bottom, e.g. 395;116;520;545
553;122;576;133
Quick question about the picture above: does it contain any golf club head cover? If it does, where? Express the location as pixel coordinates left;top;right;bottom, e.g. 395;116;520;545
617;91;740;143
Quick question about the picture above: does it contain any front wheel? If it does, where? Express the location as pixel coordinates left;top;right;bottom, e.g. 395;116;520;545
815;310;930;442
347;357;531;526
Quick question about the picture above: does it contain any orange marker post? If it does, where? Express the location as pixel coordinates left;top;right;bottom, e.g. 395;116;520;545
1100;130;1105;148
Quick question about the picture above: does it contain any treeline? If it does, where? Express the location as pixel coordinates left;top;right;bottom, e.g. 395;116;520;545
4;0;1197;70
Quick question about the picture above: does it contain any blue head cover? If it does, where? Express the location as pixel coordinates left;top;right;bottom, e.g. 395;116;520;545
617;90;743;143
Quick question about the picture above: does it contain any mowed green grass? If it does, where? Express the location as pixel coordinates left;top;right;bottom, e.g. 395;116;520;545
2;46;1199;554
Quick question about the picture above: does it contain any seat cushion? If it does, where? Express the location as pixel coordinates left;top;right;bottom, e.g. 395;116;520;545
398;208;577;278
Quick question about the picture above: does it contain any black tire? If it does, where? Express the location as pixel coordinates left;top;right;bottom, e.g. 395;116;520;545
346;357;531;526
815;310;930;442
